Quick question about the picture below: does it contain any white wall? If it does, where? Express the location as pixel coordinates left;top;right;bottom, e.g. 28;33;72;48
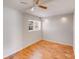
3;7;24;57
42;13;73;46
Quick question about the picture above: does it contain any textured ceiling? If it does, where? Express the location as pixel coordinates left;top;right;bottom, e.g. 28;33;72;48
4;0;74;17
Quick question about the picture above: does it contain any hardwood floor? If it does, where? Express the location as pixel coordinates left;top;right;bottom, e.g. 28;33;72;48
4;40;74;59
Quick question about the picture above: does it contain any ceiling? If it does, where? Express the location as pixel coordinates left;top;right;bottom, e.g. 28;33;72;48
4;0;74;17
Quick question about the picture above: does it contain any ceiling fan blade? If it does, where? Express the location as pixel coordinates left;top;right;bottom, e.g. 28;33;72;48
34;0;40;4
34;0;48;9
38;5;47;9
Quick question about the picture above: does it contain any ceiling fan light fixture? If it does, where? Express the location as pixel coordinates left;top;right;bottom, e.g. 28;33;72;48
30;7;35;11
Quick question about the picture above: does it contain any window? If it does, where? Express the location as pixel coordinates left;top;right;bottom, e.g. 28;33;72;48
28;20;41;32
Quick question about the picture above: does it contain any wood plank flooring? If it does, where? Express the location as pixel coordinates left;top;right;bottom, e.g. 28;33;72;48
4;40;74;59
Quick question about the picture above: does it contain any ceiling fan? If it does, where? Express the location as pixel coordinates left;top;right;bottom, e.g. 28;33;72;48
20;0;53;10
33;0;48;9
